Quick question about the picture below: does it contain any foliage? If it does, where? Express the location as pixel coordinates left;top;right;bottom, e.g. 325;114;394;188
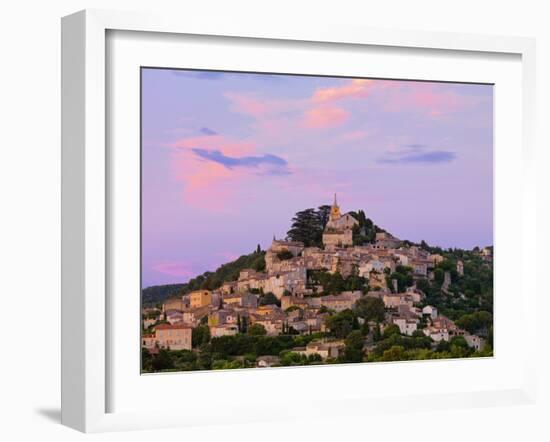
308;270;367;294
141;247;266;306
379;345;407;362
286;207;326;247
258;292;281;307
141;284;186;307
386;266;413;293
455;311;493;336
349;209;383;245
353;297;385;323
192;324;211;348
151;348;174;371
280;351;323;366
141;347;153;372
212;359;244;370
248;323;268;336
341;330;364;363
276;250;294;261
325;309;360;338
382;324;401;339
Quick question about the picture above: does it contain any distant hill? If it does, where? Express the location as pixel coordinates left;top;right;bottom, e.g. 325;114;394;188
142;283;187;307
141;247;266;307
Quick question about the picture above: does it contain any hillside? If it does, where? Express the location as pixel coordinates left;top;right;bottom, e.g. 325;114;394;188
142;283;187;307
142;247;266;307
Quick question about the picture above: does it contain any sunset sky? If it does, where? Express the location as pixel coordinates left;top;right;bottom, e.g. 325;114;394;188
141;68;493;288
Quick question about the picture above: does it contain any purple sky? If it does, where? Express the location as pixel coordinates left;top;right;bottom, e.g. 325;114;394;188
141;68;493;288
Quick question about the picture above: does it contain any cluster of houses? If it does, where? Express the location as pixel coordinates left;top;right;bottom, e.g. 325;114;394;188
142;195;487;364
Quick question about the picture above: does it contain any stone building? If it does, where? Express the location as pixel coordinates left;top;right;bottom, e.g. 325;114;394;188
265;238;305;274
162;297;186;312
153;322;193;351
322;194;358;249
189;290;212;308
373;231;401;250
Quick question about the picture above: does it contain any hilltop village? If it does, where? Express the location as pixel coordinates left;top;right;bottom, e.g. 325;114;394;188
142;196;493;372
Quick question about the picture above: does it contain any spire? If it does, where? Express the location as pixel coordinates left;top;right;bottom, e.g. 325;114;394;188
329;193;342;221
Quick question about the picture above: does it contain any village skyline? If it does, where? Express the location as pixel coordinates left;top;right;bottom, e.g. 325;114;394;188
141;195;494;371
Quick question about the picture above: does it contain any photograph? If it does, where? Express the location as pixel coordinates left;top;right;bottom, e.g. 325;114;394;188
140;68;494;373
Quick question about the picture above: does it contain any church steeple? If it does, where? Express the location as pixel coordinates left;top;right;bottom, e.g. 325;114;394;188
329;193;341;221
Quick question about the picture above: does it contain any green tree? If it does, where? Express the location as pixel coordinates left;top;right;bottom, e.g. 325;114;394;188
259;292;280;306
317;205;332;229
449;336;472;358
192;324;211;347
141;347;153;372
354;297;386;323
286;208;324;246
382;324;401;339
379;345;407;362
248;323;267;336
387;266;413;292
455;311;492;335
325;309;359;339
280;351;306;366
342;330;364;363
151;348;174;372
197;344;213;370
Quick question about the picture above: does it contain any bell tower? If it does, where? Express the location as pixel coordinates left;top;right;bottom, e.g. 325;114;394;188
329;193;341;221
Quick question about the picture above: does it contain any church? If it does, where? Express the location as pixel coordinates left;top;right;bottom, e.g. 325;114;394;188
322;194;358;248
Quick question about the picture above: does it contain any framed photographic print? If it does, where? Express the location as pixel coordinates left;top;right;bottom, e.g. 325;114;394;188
61;9;537;433
139;67;494;374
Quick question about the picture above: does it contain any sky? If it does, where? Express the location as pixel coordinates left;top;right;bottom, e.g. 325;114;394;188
141;68;493;288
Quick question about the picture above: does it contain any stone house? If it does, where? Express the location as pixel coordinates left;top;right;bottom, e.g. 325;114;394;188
182;305;210;326
422;305;438;320
464;333;485;351
382;293;414;309
165;309;184;324
162;297;186;312
153;322;193;351
189;290;212;308
209;323;239;338
392;316;418;336
295;339;346;360
223;292;258;308
319;291;362;312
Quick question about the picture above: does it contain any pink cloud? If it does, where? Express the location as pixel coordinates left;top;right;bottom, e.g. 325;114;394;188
224;92;272;116
152;260;194;278
312;79;373;103
380;82;477;118
168;80;479;213
170;133;290;212
302;106;349;129
224;92;303;118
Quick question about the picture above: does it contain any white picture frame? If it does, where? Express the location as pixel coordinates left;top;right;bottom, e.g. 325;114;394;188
61;9;537;433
